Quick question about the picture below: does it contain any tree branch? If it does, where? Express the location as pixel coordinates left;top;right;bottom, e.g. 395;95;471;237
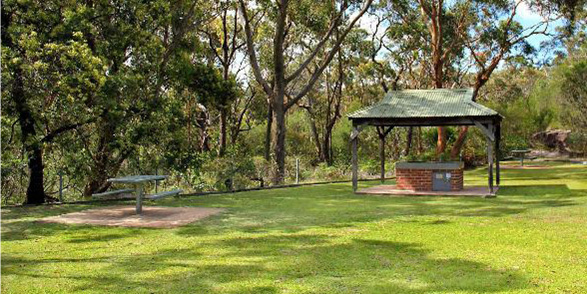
42;118;97;143
286;0;373;110
239;0;272;95
284;1;349;83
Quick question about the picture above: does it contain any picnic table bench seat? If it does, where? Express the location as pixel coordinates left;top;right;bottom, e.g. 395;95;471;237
92;188;135;198
146;189;183;200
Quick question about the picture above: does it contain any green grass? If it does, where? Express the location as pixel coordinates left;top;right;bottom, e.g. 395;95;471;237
2;162;587;293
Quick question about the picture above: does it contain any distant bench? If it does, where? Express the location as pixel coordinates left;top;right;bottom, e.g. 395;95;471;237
92;188;135;199
146;189;183;200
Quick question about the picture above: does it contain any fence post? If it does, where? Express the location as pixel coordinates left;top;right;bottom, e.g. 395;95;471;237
295;158;300;184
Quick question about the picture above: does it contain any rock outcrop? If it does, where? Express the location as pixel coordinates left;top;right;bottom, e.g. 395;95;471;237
532;129;571;153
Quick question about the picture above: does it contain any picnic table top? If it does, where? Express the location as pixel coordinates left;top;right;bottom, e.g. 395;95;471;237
107;175;168;184
511;149;531;153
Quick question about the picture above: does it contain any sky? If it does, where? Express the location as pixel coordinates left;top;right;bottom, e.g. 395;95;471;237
514;2;563;48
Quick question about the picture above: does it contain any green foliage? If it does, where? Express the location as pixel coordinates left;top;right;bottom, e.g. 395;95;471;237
2;0;585;204
200;147;257;191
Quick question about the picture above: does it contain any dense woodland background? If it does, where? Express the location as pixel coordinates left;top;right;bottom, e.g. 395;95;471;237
1;0;586;205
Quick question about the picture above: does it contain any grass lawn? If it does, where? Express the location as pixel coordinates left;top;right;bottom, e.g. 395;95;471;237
2;162;587;293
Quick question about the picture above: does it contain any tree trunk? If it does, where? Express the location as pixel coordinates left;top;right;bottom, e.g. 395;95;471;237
264;102;273;161
404;127;413;156
12;65;47;204
436;126;447;155
417;127;423;153
83;150;128;197
25;146;46;204
83;119;117;196
83;173;111;197
273;100;286;183
218;107;228;156
199;109;211;152
450;126;468;159
308;114;323;161
323;128;334;165
272;0;287;183
449;72;491;158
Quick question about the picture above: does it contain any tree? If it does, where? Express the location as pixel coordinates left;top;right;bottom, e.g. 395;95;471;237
201;0;246;156
367;1;428;155
416;0;470;154
75;0;209;196
2;0;105;203
239;0;373;182
449;0;557;158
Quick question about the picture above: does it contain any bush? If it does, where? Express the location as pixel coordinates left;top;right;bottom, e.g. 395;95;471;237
568;132;587;156
311;163;346;181
200;147;257;191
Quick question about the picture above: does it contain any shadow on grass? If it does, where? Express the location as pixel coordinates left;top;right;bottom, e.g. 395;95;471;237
0;202;135;221
174;183;586;236
1;216;148;242
2;234;527;293
3;182;585;243
2;247;263;293
3;175;586;292
206;234;527;292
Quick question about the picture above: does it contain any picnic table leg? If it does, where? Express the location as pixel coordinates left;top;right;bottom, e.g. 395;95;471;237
135;184;144;214
521;156;524;167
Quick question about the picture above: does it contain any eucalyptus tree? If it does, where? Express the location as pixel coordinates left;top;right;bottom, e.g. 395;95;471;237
368;0;470;155
299;28;378;165
449;0;559;158
239;0;373;183
414;0;472;154
368;0;431;155
2;0;106;203
373;0;559;157
298;41;345;165
200;0;248;156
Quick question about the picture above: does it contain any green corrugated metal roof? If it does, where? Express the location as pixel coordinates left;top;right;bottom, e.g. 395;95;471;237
348;88;498;119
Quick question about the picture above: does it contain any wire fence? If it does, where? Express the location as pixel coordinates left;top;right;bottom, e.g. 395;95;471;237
1;158;394;206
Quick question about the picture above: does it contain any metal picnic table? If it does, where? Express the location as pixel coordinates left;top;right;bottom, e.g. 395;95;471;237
107;175;168;214
510;149;531;166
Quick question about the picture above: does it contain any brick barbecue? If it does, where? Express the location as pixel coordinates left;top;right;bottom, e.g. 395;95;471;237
395;162;464;191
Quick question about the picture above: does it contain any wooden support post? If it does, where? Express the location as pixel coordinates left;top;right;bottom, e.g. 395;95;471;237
380;135;385;183
487;123;494;193
495;122;501;186
351;126;359;192
135;184;144;214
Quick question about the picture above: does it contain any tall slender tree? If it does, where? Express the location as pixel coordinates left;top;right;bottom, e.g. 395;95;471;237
239;0;373;182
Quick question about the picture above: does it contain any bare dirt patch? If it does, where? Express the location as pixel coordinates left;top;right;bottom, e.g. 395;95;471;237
38;206;225;228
